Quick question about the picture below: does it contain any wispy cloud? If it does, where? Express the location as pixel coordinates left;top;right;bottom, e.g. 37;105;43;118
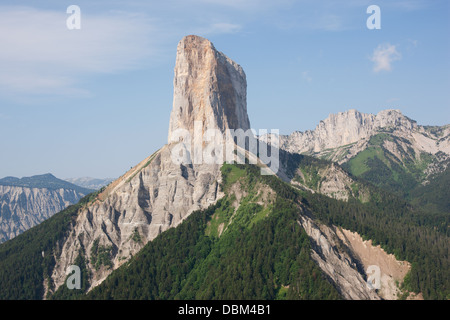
0;5;259;98
0;6;158;97
302;71;312;83
370;43;402;73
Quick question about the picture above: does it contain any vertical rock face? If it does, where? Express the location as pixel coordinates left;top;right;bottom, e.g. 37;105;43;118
272;109;418;155
168;35;250;146
262;109;449;167
45;36;398;300
49;35;252;294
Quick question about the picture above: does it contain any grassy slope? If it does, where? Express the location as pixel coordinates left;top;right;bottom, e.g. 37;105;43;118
343;133;434;196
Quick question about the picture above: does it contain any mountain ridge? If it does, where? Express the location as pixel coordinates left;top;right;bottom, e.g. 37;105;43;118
0;173;92;243
64;177;114;191
261;108;449;200
46;35;251;294
263;109;449;164
0;35;447;301
0;173;93;195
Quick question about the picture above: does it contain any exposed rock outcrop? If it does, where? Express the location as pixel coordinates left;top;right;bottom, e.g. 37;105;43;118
336;228;412;300
49;35;250;294
50;146;223;291
46;35;414;301
262;109;450;166
0;186;87;243
291;162;370;202
168;35;250;147
298;213;380;300
299;215;413;300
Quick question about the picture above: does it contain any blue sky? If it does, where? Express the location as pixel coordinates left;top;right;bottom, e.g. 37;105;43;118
0;0;449;179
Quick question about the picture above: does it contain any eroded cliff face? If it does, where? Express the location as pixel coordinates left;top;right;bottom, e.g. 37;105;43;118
0;186;85;243
298;213;380;300
168;35;250;147
46;35;412;300
263;109;449;166
298;213;415;300
49;35;249;294
273;109;411;155
336;228;412;300
50;146;223;292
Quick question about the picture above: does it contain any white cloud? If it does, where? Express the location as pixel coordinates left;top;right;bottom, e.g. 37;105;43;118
0;6;158;96
0;5;256;98
370;43;402;73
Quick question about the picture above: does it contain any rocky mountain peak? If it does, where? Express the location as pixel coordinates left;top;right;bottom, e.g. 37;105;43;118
48;35;237;293
375;109;416;131
263;108;425;157
168;35;250;145
318;109;415;135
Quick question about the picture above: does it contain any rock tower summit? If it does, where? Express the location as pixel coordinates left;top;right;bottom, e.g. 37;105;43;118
168;35;251;146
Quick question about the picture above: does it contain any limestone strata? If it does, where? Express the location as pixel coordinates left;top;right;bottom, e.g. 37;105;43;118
262;109;450;164
0;186;84;243
50;145;223;292
46;36;416;300
168;35;250;148
298;213;380;300
336;228;411;300
49;35;251;293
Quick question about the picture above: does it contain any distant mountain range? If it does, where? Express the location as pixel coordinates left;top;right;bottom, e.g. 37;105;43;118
262;108;449;213
0;35;447;301
0;174;93;243
64;177;114;191
0;174;93;194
